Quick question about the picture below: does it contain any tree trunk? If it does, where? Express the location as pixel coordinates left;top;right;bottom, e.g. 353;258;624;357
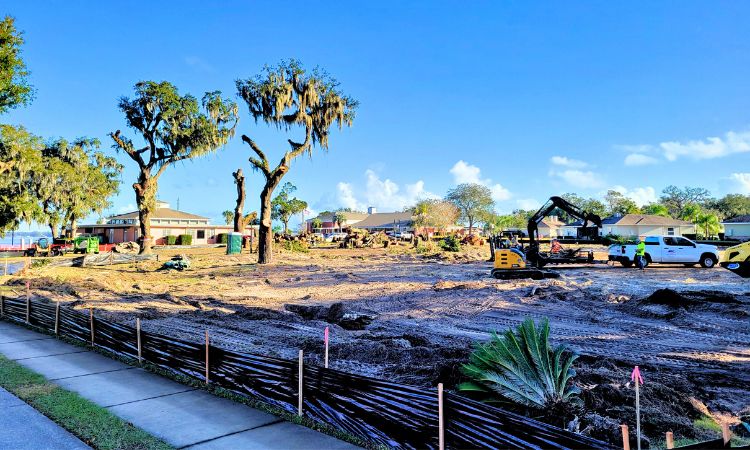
49;224;58;239
283;220;289;234
258;186;274;264
257;167;288;264
468;218;474;236
69;217;77;238
233;169;245;233
134;170;156;254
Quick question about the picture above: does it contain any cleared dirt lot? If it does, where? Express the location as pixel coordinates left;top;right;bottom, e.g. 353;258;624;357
4;244;749;444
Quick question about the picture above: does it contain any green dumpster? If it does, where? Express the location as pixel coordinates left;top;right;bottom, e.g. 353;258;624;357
226;232;242;255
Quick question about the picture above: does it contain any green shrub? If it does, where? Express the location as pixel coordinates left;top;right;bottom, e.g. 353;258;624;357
178;234;192;245
416;240;438;254
165;235;177;245
217;233;228;244
282;240;309;253
459;317;579;410
602;234;636;246
440;235;461;252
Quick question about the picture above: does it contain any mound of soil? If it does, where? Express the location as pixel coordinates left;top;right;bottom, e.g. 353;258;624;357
643;289;741;307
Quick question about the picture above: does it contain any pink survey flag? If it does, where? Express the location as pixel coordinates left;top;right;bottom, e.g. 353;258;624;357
324;326;329;344
631;365;644;385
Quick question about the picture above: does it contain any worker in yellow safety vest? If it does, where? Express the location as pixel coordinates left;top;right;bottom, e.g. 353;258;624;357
635;237;646;270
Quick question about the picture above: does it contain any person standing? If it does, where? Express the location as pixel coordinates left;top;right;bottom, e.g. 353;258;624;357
635;237;647;270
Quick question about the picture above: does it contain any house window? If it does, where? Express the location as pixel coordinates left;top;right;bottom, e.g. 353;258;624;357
197;230;205;239
667;227;675;236
84;228;93;234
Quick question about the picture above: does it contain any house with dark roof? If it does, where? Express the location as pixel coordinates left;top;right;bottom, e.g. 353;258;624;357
76;201;255;245
722;215;750;241
565;214;695;238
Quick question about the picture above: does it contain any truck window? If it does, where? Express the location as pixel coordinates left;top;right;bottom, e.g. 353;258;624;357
645;237;659;245
663;237;676;246
674;237;693;246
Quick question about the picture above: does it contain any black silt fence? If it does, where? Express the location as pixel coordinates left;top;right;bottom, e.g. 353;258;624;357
0;296;616;450
210;346;298;414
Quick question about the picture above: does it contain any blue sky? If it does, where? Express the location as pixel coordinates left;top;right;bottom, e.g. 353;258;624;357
6;1;750;230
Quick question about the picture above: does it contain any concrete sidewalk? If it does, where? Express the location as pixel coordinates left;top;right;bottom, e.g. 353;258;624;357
0;320;359;450
0;387;90;450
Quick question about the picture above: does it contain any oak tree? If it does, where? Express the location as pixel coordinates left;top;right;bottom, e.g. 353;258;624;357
236;60;357;263
0;16;33;114
110;81;238;253
271;182;307;234
446;183;494;235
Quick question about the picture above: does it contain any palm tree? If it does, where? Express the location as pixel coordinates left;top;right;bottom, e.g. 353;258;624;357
222;210;234;225
459;318;579;411
333;212;347;232
311;217;322;233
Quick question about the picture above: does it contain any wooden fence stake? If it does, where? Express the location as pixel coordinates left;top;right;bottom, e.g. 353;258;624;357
136;318;142;364
721;422;731;446
621;424;630;450
54;302;60;335
324;326;329;369
25;281;30;323
204;329;210;384
438;383;445;450
89;308;95;345
298;350;303;417
665;431;674;449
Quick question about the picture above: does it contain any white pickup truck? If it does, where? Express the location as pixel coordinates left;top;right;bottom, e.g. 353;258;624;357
608;236;719;268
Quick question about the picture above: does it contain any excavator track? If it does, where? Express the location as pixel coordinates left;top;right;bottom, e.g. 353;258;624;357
491;268;560;280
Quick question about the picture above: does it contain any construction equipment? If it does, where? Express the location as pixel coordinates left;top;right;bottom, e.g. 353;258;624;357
525;196;602;267
491;247;560;280
23;238;72;257
720;241;750;278
73;235;100;254
488;196;601;280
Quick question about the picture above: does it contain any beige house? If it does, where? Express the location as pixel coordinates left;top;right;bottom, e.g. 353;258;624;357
599;214;695;237
536;216;566;238
722;215;750;241
77;201;256;245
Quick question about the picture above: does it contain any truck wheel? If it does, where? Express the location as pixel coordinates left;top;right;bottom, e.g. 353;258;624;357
700;254;717;268
620;260;633;268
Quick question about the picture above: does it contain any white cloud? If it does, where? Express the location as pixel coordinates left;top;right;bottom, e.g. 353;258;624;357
335;171;437;212
450;160;482;184
624;153;659;166
608;185;657;206
549;169;605;189
336;182;364;211
449;160;512;201
660;131;750;161
728;173;750;194
550;156;588;169
516;198;541;210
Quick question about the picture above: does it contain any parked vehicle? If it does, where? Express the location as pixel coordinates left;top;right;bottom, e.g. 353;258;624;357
324;232;347;242
608;236;719;268
23;238;72;257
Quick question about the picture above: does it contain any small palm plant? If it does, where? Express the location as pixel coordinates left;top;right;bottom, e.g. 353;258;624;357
459;317;579;410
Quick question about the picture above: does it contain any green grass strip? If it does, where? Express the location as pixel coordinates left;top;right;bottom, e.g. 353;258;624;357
0;354;173;450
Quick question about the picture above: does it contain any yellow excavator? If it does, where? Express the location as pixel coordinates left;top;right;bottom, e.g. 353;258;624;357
490;196;602;280
721;241;750;278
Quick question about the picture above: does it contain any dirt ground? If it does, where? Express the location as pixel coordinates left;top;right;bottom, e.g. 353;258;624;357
3;243;749;446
